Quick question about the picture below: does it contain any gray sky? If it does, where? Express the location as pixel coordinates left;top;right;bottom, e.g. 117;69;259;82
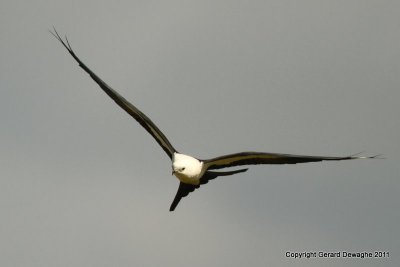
1;1;399;266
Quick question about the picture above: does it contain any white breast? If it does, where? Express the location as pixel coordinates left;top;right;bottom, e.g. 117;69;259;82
172;153;204;185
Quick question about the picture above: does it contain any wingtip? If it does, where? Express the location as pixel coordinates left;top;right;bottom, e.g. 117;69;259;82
366;154;385;159
49;27;74;53
350;153;384;160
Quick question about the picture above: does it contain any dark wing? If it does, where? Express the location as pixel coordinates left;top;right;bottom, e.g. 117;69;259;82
203;151;378;170
169;168;248;211
51;28;177;159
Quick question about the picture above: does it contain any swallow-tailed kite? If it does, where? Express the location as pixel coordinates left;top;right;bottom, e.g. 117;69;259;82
51;29;378;211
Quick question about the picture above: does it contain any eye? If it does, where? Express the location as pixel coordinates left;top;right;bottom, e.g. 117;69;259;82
180;167;186;171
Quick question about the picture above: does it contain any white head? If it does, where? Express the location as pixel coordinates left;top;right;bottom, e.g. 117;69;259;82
172;153;204;184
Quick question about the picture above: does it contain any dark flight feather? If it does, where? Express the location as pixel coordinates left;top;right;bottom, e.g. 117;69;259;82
50;28;177;159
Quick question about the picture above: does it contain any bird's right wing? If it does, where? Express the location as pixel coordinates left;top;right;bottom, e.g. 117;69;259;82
51;28;177;159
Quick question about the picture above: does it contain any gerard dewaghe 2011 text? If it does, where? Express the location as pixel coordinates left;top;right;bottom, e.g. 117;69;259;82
286;251;389;259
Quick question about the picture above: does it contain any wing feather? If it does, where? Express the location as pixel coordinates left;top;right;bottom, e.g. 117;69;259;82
51;28;177;158
203;151;377;170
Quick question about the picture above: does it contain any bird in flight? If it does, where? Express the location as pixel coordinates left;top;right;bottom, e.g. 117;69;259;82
51;29;378;211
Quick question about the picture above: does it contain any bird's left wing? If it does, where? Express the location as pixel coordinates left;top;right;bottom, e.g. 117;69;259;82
203;152;378;170
50;28;177;159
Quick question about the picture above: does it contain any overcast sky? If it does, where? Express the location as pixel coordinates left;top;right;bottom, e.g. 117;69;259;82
1;1;399;266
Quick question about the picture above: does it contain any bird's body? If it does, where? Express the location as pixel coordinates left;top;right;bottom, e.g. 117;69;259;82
51;28;379;211
172;153;205;185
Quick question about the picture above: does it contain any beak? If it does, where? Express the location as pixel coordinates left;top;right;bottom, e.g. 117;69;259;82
171;170;175;175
